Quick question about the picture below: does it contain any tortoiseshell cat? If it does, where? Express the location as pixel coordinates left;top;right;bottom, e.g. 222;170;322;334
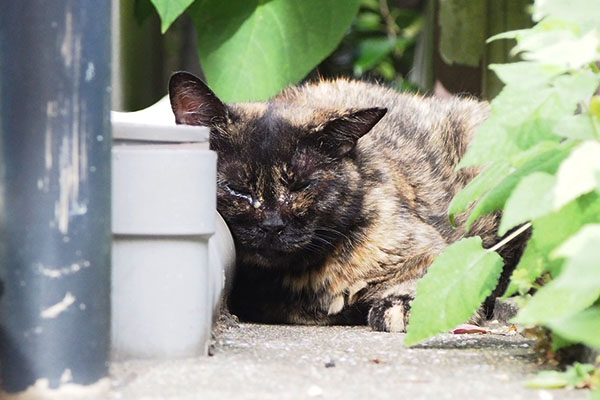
169;72;523;332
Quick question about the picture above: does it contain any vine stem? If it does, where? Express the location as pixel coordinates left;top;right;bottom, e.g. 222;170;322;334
380;0;397;38
487;222;532;253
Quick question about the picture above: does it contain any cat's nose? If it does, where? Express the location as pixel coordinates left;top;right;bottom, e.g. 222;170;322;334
260;211;285;234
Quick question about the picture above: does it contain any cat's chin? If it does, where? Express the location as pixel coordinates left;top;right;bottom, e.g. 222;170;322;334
237;232;335;269
240;247;293;267
240;245;313;269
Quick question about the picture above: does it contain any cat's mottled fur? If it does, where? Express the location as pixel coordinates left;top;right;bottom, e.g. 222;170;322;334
169;72;523;332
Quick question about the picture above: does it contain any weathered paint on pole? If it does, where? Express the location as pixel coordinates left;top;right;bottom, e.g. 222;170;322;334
0;1;111;397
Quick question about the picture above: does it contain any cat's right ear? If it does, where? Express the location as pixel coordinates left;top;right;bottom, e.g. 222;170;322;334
312;107;387;158
169;72;227;126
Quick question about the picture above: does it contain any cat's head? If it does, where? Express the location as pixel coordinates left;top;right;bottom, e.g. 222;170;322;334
169;72;386;269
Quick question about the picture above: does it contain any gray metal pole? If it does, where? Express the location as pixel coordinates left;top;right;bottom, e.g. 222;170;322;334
0;1;111;396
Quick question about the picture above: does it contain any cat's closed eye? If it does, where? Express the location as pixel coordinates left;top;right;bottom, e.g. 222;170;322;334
223;184;253;203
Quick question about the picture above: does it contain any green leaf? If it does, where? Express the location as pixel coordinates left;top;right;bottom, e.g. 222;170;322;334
448;161;511;226
517;29;600;69
189;0;361;102
376;60;396;81
526;371;573;389
355;11;383;31
510;28;572;56
551;332;575;352
499;172;556;236
513;225;600;325
505;193;600;297
591;96;600;120
553;141;600;210
457;120;518;168
553;223;600;259
533;0;600;25
150;0;194;33
458;86;564;168
551;71;600;113
489;62;566;87
354;37;397;75
489;86;556;125
593;369;600;389
487;28;527;43
405;237;503;346
514;281;600;326
553;113;600;141
510;98;564;149
547;307;600;348
465;143;573;230
526;363;596;389
459;70;600;169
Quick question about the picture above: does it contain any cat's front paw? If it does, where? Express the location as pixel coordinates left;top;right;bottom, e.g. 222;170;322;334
367;295;412;332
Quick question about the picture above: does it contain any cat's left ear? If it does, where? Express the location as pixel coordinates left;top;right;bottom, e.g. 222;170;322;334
169;72;228;126
313;107;387;158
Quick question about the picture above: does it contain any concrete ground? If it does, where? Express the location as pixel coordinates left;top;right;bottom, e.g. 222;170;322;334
109;323;588;400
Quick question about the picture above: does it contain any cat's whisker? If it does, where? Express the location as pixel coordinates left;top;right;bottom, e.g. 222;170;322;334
310;236;336;249
315;226;351;241
301;243;328;256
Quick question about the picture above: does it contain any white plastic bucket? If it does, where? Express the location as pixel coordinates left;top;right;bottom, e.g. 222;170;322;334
110;101;234;360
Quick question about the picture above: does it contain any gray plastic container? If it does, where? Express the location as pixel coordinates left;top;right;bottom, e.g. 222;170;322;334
111;99;234;360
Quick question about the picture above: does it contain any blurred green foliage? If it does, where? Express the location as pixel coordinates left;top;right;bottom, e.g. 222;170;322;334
140;0;423;99
146;0;362;101
317;0;422;92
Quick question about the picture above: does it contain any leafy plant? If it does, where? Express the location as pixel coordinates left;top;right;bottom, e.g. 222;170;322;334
405;237;504;342
148;0;361;102
145;0;422;101
405;0;600;363
526;362;597;389
335;0;422;88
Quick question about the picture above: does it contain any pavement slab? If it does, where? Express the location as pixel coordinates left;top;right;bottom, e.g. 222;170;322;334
110;323;589;400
